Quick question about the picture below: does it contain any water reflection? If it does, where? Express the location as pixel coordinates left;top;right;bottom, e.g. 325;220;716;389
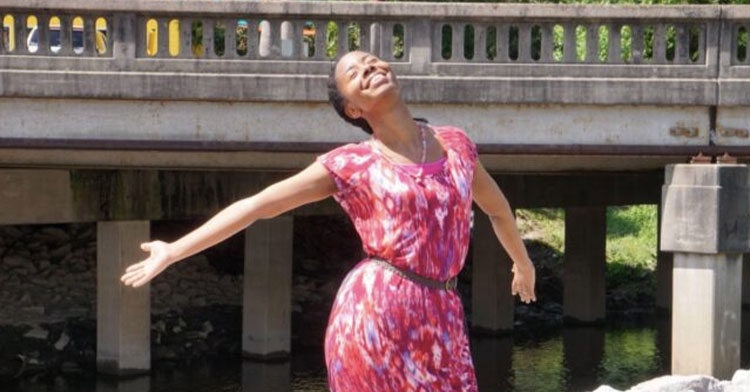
16;319;749;392
564;327;604;392
241;360;290;392
472;336;513;392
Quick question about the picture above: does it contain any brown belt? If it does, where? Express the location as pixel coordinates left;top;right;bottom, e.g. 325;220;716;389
368;256;458;291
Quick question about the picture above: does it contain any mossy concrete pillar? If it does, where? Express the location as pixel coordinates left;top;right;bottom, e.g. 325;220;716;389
243;217;293;360
563;206;607;324
97;221;151;375
661;164;749;379
471;211;514;334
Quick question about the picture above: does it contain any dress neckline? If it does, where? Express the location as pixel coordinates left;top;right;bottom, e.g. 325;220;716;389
366;125;449;178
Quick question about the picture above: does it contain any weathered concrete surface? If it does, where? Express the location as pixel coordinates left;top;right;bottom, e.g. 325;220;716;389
661;165;750;254
243;217;293;359
563;207;606;324
0;169;661;225
672;253;742;380
96;221;150;375
715;107;750;147
0;169;75;224
0;99;711;147
471;212;514;334
661;164;748;379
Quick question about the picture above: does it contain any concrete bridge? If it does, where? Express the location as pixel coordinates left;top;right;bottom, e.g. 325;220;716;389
1;0;750;382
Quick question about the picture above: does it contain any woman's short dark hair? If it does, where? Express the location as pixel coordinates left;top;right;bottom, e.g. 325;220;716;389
327;63;374;135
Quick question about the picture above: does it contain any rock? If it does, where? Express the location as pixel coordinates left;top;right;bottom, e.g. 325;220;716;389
41;227;70;241
24;326;49;340
592;387;622;392
152;320;167;333
731;369;750;387
3;255;27;268
60;361;82;374
54;331;70;350
50;244;72;260
629;375;719;392
22;306;45;315
154;282;171;293
191;297;207;307
154;346;178;361
19;293;32;305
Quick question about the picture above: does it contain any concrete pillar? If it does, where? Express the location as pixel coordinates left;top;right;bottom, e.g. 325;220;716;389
563;206;607;324
563;327;605;392
471;211;514;334
243;216;293;360
661;164;750;379
97;221;151;375
656;204;673;312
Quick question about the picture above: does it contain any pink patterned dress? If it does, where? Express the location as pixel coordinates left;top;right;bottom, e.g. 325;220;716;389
318;125;479;392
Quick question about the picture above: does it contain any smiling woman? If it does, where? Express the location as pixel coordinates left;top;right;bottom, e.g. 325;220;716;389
120;50;536;392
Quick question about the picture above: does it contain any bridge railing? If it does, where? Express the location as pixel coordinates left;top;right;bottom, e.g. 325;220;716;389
0;1;747;105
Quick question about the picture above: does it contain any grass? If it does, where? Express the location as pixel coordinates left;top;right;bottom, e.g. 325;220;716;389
516;205;658;270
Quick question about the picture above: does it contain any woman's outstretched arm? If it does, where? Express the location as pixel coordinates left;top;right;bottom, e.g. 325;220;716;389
121;161;337;288
472;161;537;303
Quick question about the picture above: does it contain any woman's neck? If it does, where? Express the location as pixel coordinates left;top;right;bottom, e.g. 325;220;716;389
366;103;421;154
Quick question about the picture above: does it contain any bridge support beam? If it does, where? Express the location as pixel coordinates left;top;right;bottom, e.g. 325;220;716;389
661;164;748;379
242;217;293;360
96;221;151;376
471;212;514;334
563;206;607;324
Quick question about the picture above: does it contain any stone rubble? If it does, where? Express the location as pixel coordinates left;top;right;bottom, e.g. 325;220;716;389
593;370;750;392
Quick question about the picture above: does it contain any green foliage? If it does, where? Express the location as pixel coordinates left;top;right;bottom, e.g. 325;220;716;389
517;205;657;270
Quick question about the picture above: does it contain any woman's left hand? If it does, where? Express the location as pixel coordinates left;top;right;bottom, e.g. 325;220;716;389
511;260;537;304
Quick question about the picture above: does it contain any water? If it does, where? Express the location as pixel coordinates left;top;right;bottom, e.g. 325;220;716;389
11;319;682;392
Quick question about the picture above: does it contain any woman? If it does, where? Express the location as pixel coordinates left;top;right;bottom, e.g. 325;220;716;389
121;50;536;391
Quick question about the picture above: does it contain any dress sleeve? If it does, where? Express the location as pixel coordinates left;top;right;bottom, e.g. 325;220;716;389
439;126;478;170
316;143;366;196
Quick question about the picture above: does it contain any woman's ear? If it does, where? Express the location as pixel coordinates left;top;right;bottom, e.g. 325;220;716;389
344;103;362;120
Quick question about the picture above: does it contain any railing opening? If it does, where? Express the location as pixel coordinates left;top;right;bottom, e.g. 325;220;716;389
26;15;38;53
597;26;609;62
464;24;474;60
553;24;564;62
146;19;158;57
191;20;203;57
486;26;497;60
214;21;226;57
2;15;13;52
738;26;747;63
575;25;586;62
325;21;338;59
236;20;248;57
168;19;179;57
643;25;654;62
441;24;451;60
688;25;701;63
509;25;519;61
393;23;404;59
95;17;108;55
665;25;676;62
620;25;632;63
531;25;542;61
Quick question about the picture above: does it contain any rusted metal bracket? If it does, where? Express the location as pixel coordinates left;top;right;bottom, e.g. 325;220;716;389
690;152;712;164
717;153;738;164
690;152;739;164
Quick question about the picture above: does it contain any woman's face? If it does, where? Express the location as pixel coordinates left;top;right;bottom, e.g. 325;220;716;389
334;51;399;121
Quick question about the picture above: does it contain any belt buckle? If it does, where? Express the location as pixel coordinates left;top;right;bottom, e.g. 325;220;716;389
445;278;457;291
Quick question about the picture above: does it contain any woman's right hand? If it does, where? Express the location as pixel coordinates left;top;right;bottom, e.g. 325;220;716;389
120;241;175;288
